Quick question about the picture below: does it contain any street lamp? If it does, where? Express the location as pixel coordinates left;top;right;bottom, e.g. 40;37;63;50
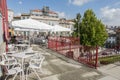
75;19;80;37
78;20;81;37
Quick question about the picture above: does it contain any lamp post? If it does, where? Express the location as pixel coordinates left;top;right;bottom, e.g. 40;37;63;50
76;19;80;37
78;20;80;37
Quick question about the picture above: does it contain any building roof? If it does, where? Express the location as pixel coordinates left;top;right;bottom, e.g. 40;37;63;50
13;16;21;19
116;29;120;33
21;13;30;16
49;11;57;14
59;19;74;24
31;9;57;14
30;9;42;12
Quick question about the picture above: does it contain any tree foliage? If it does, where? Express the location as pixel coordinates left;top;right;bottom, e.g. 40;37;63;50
72;13;81;37
80;9;108;47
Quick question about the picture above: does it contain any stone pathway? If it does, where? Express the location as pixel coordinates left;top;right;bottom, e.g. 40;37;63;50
98;63;120;80
7;45;120;80
30;45;103;80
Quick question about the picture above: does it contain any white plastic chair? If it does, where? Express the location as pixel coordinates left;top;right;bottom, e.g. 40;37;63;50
0;60;23;80
31;53;42;59
26;55;45;80
25;47;33;52
8;44;18;52
0;52;20;69
1;52;17;60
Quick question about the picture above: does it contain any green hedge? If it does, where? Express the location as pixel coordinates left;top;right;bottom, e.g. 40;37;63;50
99;55;120;65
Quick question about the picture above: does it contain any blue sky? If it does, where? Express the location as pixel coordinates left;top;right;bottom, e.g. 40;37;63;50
7;0;120;26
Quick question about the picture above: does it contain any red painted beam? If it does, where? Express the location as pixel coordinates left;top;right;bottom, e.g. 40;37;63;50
0;0;9;51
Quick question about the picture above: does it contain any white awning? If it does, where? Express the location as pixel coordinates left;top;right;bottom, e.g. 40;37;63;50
12;19;53;31
14;28;37;31
52;25;71;32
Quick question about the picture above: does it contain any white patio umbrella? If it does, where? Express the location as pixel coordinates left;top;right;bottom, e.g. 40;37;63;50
12;19;54;45
14;28;30;31
12;19;53;31
14;28;39;32
51;25;71;36
52;25;71;32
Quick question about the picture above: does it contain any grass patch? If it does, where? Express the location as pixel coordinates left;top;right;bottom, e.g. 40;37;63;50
99;55;120;65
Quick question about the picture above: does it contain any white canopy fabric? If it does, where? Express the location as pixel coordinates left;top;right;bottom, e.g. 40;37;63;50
52;25;71;32
14;28;39;32
14;28;30;31
12;19;53;31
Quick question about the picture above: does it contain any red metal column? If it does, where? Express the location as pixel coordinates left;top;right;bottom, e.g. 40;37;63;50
56;37;58;51
95;46;98;69
0;0;2;13
1;0;9;51
48;37;50;48
3;0;9;40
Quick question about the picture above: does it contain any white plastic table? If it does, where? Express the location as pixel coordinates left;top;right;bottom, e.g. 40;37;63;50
9;52;37;80
15;44;29;51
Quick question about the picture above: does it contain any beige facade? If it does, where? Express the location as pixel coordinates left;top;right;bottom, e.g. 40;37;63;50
13;16;21;21
8;9;14;23
116;29;120;45
13;6;74;30
59;18;74;30
21;13;30;20
30;6;59;26
30;15;59;26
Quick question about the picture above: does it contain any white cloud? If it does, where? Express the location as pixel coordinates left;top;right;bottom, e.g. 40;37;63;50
56;11;66;18
18;1;22;5
100;6;120;26
69;0;92;6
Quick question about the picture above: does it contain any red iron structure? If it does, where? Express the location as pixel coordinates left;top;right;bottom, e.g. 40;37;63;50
0;0;9;51
48;36;99;68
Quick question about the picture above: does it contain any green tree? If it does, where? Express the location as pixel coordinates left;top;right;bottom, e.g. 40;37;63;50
72;13;81;37
80;9;108;47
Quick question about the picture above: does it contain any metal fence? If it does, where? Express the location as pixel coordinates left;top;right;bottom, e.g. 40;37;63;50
48;36;98;68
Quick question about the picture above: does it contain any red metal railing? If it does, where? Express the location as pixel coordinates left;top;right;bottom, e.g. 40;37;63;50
48;36;98;68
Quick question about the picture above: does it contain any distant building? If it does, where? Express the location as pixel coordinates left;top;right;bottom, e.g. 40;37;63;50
106;25;119;31
59;18;74;30
30;6;59;26
105;26;117;48
8;9;14;23
21;13;30;20
13;6;59;26
116;28;120;46
13;6;73;30
13;16;21;21
104;25;120;48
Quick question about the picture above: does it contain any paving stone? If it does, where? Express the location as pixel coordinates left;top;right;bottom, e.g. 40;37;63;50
98;64;120;80
82;72;100;77
98;76;119;80
42;74;59;80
